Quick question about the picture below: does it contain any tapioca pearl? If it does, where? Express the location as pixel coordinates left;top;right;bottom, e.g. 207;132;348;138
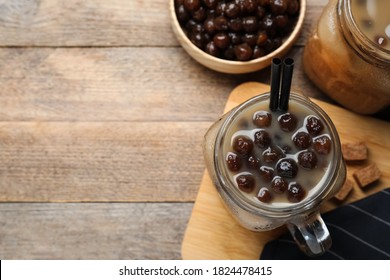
205;41;220;57
183;0;201;12
236;173;255;193
305;115;324;136
224;1;241;18
253;111;272;127
234;42;253;61
287;0;299;15
259;166;274;182
292;131;312;150
271;176;288;194
192;6;207;22
242;16;259;33
313;135;332;155
257;187;272;203
276;158;298;178
298;150;318;169
228;18;243;32
287;182;306;203
226;152;242;172
247;154;261;169
239;0;258;14
203;0;218;9
262;146;284;164
232;135;253;155
270;0;288;15
213;32;231;48
176;4;190;23
254;129;271;148
278;113;298;132
214;15;229;31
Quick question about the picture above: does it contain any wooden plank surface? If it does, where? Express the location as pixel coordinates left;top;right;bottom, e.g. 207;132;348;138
182;82;390;260
0;121;208;202
2;0;386;261
0;0;326;47
0;47;330;122
0;202;193;259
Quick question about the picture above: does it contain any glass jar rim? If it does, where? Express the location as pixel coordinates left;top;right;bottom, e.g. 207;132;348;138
214;92;343;218
338;0;390;67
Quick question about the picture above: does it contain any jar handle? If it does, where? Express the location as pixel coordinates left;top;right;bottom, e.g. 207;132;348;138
286;212;332;256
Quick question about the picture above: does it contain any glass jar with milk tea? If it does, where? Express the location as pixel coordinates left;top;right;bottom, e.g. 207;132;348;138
303;0;390;114
203;89;346;256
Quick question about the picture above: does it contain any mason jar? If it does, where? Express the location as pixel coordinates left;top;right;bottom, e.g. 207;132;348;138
303;0;390;114
203;92;346;256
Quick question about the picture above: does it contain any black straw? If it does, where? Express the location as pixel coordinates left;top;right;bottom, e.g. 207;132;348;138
279;58;294;111
269;58;282;111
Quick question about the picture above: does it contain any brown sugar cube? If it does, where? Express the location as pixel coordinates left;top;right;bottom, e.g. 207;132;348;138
334;178;354;201
353;163;381;188
341;142;368;161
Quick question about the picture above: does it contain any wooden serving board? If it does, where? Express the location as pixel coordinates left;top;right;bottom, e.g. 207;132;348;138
181;82;390;260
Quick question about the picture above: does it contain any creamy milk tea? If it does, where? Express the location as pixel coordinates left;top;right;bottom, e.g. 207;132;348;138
203;92;346;256
222;96;333;208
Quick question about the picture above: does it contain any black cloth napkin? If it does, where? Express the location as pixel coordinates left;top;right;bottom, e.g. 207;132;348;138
260;188;390;260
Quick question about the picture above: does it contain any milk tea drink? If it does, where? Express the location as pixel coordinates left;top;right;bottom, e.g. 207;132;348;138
222;95;333;208
303;0;390;114
203;92;346;256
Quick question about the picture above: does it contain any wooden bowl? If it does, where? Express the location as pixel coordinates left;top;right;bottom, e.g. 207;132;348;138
170;0;306;74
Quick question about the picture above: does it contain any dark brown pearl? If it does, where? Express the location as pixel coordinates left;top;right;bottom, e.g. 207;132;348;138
236;173;255;193
242;16;259;33
214;16;229;31
234;42;253;61
271;176;288;193
293;131;312;150
256;31;268;46
306;116;324;136
276;158;298;178
203;0;218;9
298;150;318;170
176;4;190;23
313;135;332;155
287;182;306;203
232;135;253;155
259;166;274;182
254;130;271;148
228;18;243;32
241;33;257;46
247;155;261;169
257;187;272;203
183;0;201;12
278;113;298;132
205;41;220;57
225;2;241;18
204;17;216;34
213;32;231;48
226;152;242;172
253;111;272;127
270;0;288;15
189;32;207;49
252;45;265;59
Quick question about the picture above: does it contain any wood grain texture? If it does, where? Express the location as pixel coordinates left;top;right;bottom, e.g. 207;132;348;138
0;47;329;122
0;202;193;259
0;121;209;202
0;0;326;47
182;82;390;260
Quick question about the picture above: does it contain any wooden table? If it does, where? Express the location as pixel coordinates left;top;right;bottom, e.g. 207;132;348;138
0;0;387;260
